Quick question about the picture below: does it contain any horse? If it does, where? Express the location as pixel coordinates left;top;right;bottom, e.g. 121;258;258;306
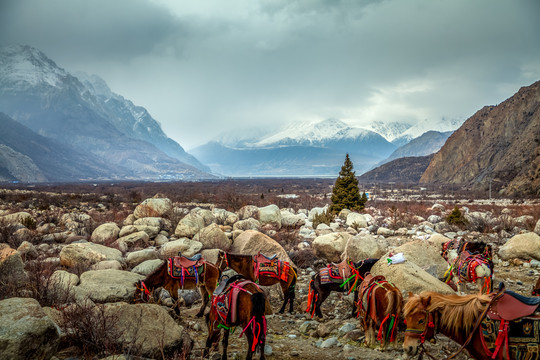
134;255;221;317
356;273;403;349
403;287;540;359
533;275;540;296
217;251;297;314
441;238;493;265
204;275;268;360
306;258;378;319
445;248;492;294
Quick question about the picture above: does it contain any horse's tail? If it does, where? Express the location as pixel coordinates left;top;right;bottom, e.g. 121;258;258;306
306;278;317;316
288;267;298;300
384;287;402;318
251;291;267;353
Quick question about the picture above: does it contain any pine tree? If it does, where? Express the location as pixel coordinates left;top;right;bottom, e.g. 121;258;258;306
330;154;366;213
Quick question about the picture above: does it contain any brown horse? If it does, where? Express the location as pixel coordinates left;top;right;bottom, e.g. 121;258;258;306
403;289;540;359
204;275;267;360
134;258;221;317
217;251;297;313
306;258;378;319
356;274;403;349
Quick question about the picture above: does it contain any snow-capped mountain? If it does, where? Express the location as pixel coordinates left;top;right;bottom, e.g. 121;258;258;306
192;118;397;177
0;44;211;181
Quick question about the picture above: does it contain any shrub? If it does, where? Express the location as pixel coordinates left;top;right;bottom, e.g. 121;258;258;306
446;206;468;227
312;210;333;228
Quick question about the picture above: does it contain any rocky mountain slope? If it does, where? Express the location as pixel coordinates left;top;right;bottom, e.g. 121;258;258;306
358;154;434;184
0;45;211;181
420;80;540;196
376;130;452;167
0;113;120;182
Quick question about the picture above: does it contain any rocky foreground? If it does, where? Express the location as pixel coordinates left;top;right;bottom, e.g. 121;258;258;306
1;191;540;359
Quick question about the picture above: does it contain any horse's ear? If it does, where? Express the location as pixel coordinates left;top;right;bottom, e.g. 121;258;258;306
421;295;431;308
408;291;414;298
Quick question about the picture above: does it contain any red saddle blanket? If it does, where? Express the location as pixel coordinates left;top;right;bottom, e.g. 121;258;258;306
253;258;290;282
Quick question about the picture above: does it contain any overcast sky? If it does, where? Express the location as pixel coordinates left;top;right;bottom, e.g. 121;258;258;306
1;0;539;149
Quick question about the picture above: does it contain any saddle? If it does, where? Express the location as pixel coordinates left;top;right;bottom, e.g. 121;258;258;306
168;254;206;281
331;258;353;280
173;253;204;268
488;290;540;321
253;252;278;263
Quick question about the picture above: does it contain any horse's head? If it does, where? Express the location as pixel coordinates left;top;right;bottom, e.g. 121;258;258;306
355;258;378;275
403;292;436;356
134;280;151;303
216;250;229;271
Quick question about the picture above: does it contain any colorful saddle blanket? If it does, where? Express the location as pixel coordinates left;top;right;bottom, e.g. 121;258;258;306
167;256;204;285
253;253;290;282
319;266;348;284
455;250;491;282
212;279;259;325
481;315;540;360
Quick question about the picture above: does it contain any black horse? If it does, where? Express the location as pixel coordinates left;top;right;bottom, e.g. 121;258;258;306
306;258;378;319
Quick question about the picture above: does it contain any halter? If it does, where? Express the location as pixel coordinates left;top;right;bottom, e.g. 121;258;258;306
404;308;436;344
136;280;151;302
218;251;229;270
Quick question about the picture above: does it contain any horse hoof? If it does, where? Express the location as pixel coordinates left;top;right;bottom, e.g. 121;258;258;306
195;313;203;318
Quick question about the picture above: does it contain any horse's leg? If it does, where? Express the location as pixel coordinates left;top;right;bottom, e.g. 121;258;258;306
352;290;359;318
221;329;230;360
314;286;331;318
288;274;296;313
244;324;254;360
278;281;289;314
204;327;220;358
196;284;209;317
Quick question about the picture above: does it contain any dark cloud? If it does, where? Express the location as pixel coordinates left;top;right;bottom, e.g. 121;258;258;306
1;0;540;148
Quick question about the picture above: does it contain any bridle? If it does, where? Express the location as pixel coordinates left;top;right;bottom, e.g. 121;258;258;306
218;251;229;270
136;280;151;302
405;308;436;345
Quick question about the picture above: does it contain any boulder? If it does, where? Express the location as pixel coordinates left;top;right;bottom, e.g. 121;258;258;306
193;223;231;251
0;244;29;286
126;248;159;268
345;213;367;228
91;260;123;271
160;238;203;259
338;209;351;221
313;232;352;263
49;270;79;295
258;204;282;229
341;234;384;262
0;211;34;226
119;225;138;238
371;256;455;296
237;205;260;220
74;269;145;303
175;213;205;238
389;240;449;279
103;302;192;358
281;210;306;228
91;222;120;244
233;218;261;232
132;225;160;239
154;234;169;246
191;208;215;226
212;208;239;226
229;230;293;264
133;198;172;219
499;232;540;261
426;233;452;249
131;259;164;276
16;240;38;260
133;217;171;232
115;231;150;250
376;227;394;236
59;242;123;268
0;297;60;360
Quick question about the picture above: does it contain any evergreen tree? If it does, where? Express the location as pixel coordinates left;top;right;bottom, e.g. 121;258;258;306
330;154;366;213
